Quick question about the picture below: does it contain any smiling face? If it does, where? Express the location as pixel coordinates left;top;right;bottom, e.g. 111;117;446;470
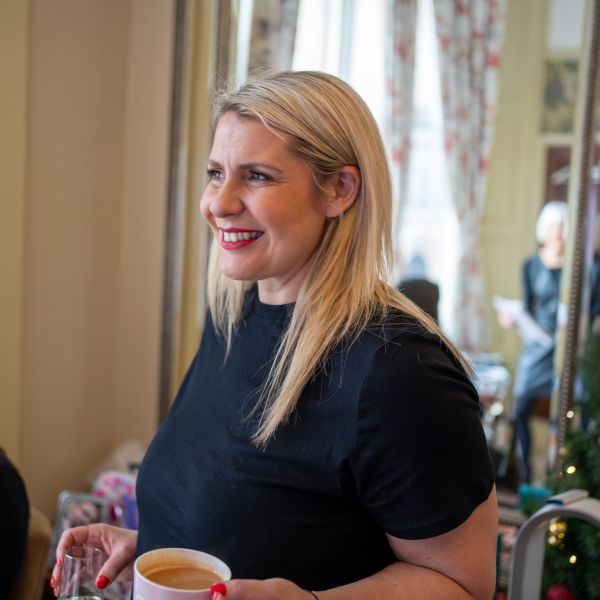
200;112;329;304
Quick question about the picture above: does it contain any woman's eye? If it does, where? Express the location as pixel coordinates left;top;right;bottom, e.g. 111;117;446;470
249;171;269;181
207;169;223;182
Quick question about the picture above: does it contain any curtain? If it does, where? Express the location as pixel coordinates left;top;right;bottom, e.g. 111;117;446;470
248;0;300;72
385;0;419;283
433;0;507;350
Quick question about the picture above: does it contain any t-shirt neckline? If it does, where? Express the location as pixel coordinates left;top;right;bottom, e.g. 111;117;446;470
250;287;295;320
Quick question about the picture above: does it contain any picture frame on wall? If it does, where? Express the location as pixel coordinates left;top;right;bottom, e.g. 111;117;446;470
542;59;579;133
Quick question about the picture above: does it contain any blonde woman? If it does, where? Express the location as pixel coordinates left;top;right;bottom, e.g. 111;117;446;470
52;71;497;600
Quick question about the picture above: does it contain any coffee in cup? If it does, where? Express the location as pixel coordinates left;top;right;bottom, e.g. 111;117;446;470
134;548;231;599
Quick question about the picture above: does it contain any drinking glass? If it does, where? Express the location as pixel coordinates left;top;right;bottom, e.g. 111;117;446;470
59;546;104;599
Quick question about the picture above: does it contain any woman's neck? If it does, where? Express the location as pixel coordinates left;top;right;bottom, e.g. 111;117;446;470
539;244;564;269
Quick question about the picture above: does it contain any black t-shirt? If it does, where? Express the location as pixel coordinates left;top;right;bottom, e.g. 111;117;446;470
136;289;494;590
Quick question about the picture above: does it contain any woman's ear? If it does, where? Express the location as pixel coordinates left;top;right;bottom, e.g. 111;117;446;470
323;166;361;218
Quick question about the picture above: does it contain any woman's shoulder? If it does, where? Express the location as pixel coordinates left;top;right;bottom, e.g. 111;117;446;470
363;307;440;348
367;305;473;380
341;308;464;380
353;311;478;414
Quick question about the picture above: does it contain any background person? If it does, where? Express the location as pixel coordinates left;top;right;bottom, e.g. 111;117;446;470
53;71;497;600
498;200;568;483
397;254;440;322
0;447;30;596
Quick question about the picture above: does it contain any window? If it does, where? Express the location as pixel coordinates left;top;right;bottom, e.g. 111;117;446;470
293;0;459;336
398;0;459;335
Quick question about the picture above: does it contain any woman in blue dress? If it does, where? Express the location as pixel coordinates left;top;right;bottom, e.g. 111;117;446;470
500;201;568;483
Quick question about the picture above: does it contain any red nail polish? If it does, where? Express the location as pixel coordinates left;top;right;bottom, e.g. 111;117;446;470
210;582;228;599
56;556;62;567
50;576;55;587
53;587;59;597
96;575;110;589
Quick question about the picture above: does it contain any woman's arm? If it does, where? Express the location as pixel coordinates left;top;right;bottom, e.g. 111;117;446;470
215;486;498;600
522;259;535;315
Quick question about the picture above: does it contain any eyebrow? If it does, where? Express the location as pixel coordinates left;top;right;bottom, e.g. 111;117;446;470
206;159;284;175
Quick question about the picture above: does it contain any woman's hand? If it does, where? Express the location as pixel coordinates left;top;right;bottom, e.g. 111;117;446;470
211;579;318;600
497;312;516;329
50;524;137;596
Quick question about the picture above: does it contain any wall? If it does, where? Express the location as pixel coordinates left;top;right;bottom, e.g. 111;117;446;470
111;0;175;444
484;0;549;374
16;0;174;518
0;1;28;461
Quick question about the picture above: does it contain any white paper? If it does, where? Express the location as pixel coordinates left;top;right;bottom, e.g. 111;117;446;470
493;295;554;348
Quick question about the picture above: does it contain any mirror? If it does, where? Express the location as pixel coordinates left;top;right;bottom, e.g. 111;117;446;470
482;0;596;487
164;0;599;487
549;0;600;472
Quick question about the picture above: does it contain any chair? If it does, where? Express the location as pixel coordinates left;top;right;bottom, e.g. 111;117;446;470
8;507;53;600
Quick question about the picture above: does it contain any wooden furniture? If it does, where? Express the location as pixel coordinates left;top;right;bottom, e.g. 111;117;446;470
8;507;53;600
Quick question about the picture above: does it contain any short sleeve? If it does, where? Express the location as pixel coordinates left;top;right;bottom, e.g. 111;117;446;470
351;333;494;540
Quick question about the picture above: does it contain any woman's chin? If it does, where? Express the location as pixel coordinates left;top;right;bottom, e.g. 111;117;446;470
220;265;256;282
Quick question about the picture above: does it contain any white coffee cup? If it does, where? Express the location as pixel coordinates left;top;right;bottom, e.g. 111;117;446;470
133;548;231;600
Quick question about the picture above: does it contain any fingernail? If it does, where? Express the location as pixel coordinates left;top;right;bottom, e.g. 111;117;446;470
56;557;62;567
53;587;58;597
210;582;227;599
96;575;110;589
50;576;55;587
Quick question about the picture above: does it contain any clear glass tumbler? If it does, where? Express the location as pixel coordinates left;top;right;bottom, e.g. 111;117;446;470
59;546;104;600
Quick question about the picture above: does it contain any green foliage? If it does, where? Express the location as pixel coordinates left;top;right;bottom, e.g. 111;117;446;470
542;330;600;599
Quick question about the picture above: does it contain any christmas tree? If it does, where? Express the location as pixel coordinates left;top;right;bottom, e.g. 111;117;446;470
542;329;600;599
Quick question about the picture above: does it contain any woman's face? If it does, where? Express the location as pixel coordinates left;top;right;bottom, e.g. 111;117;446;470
545;221;566;251
200;112;328;304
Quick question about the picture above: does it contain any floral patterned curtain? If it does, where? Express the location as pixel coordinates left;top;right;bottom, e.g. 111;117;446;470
433;0;507;350
385;0;419;282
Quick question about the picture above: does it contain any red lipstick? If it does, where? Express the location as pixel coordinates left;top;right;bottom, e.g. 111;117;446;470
220;228;263;250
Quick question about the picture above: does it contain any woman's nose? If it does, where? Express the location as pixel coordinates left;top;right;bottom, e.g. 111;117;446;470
209;180;244;218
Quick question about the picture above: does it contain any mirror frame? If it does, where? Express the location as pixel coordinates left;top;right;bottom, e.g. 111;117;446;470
550;0;600;472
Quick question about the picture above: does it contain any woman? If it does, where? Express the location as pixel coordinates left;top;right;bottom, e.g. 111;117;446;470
52;71;497;600
499;201;568;483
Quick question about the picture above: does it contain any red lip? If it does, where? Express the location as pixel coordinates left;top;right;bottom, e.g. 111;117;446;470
219;228;263;251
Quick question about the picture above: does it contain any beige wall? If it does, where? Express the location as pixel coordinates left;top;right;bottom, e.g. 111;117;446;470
112;0;175;443
0;1;28;461
483;0;549;377
15;0;175;517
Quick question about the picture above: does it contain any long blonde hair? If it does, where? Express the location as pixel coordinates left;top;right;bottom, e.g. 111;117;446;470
207;71;467;445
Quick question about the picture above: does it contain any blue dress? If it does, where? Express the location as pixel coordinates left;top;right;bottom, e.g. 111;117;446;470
513;254;561;401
